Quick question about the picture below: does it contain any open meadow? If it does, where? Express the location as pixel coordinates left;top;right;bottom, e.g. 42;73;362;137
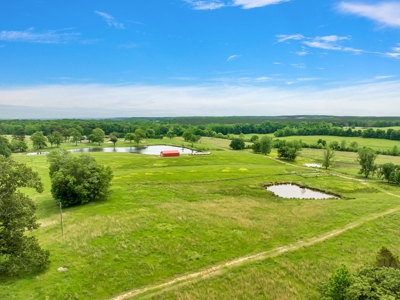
2;137;400;299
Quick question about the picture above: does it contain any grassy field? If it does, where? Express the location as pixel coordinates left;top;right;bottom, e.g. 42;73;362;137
1;138;400;299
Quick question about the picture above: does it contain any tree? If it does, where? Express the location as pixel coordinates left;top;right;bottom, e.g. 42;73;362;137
10;139;28;153
259;136;272;155
322;146;335;169
357;147;377;178
47;131;63;148
47;150;113;207
12;128;25;142
182;131;193;142
0;136;12;158
378;163;396;182
70;129;82;146
166;130;176;139
110;134;118;147
124;133;135;143
92;128;105;145
250;135;259;143
133;129;146;146
375;246;399;269
0;156;50;275
229;138;245;150
30;131;47;150
277;140;302;161
318;264;351;300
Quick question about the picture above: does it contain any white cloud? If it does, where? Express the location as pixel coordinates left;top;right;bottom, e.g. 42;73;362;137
383;45;400;59
227;54;240;61
2;81;400;118
273;62;282;65
184;0;289;10
276;34;304;43
291;63;306;69
95;11;124;29
0;29;80;44
375;75;396;80
337;2;400;27
233;0;289;9
303;35;350;50
184;0;226;10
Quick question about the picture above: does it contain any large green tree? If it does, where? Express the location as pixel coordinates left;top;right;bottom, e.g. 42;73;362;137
47;150;113;207
92;128;105;145
0;156;50;275
30;131;47;150
357;147;377;178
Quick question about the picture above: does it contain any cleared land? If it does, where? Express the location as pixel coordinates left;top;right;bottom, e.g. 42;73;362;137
1;138;400;300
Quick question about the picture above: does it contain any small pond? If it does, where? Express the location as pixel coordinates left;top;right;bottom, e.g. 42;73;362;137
266;184;337;199
27;145;193;156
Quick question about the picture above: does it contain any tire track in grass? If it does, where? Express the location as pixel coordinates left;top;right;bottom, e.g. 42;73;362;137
110;206;400;300
110;156;400;300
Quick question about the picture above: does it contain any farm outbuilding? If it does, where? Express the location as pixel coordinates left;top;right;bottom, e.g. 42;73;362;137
160;150;180;157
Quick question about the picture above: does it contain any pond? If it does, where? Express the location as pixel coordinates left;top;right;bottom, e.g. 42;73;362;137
304;163;322;168
27;145;193;156
266;184;337;199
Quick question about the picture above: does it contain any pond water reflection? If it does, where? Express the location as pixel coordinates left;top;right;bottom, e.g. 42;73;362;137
27;145;193;156
266;184;337;199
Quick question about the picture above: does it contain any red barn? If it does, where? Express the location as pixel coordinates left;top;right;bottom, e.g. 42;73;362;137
160;150;180;157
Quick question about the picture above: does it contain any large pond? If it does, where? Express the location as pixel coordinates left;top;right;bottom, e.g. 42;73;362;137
27;145;193;156
266;184;337;199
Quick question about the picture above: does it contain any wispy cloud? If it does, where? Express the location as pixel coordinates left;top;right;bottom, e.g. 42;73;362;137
303;35;350;50
118;43;139;49
375;75;396;80
0;28;80;44
184;0;289;10
276;34;304;43
95;11;125;29
184;0;226;10
384;44;400;59
233;0;289;9
291;63;306;69
227;54;240;61
337;2;400;27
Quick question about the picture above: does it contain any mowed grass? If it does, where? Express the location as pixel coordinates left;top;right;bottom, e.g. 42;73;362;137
1;142;400;299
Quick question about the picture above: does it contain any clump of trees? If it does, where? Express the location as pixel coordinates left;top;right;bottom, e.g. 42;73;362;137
318;247;400;299
47;150;113;207
0;156;50;275
276;140;302;161
252;136;272;155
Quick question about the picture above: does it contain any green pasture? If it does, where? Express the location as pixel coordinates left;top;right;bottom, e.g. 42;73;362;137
2;139;400;299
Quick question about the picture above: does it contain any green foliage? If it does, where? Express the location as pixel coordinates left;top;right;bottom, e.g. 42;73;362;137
12;128;25;141
166;130;176;139
277;140;302;161
322;146;335;169
92;128;105;145
133;129;146;146
250;135;259;142
182;131;193;142
0;156;49;275
357;147;377;178
124;132;135;143
346;266;400;299
110;134;118;147
375;246;399;269
70;129;82;146
259;136;272;155
319;264;351;300
229;138;245;150
30;131;47;150
378;163;396;182
0;136;12;158
10;139;28;153
47;131;63;148
47;150;113;207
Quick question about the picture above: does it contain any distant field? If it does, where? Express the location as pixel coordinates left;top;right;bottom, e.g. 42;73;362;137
2;138;400;299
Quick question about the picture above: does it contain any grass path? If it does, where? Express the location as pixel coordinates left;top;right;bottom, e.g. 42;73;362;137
110;157;400;300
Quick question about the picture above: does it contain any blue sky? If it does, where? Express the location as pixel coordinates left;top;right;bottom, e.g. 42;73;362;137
0;0;400;118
